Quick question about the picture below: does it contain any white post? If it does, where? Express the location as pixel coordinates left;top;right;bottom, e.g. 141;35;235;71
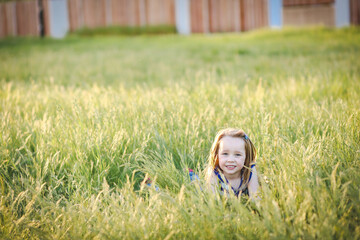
335;0;350;27
175;0;191;35
48;0;69;38
268;0;282;28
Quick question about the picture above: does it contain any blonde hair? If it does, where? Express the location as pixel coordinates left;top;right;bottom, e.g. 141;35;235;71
207;128;256;186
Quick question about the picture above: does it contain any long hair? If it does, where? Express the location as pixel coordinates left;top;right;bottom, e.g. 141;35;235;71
207;128;256;186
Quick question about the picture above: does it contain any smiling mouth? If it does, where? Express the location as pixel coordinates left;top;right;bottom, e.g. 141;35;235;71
225;165;236;170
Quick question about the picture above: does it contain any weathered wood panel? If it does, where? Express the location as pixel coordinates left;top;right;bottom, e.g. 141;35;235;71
190;0;205;33
194;0;267;33
241;0;268;31
0;5;5;38
209;0;219;32
0;2;17;37
68;0;84;31
283;3;335;27
283;0;334;6
146;0;175;25
83;0;107;28
16;1;39;36
67;0;175;30
350;0;360;25
111;0;127;26
42;0;51;36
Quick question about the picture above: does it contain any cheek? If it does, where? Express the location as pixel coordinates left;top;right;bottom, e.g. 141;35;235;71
218;156;227;165
216;155;222;166
238;157;245;166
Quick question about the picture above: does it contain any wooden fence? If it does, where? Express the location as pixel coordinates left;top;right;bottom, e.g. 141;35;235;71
0;0;50;38
1;0;359;38
190;0;268;33
68;0;175;31
69;0;268;33
283;0;360;27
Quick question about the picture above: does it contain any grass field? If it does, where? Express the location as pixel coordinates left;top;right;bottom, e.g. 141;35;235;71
1;27;360;239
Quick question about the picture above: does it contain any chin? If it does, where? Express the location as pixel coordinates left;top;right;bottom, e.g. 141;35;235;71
224;170;241;175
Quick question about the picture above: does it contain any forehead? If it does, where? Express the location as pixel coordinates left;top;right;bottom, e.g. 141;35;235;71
219;136;245;151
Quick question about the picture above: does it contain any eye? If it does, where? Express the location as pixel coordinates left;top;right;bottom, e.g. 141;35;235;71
235;154;242;157
221;152;228;156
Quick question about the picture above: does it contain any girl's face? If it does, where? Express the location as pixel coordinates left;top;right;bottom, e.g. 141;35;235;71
218;136;246;178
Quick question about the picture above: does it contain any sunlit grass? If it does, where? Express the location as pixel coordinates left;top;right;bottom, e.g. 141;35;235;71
0;27;359;239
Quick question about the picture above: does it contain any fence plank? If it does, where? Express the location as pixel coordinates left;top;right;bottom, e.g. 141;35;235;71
218;0;224;31
4;2;17;36
138;0;145;26
221;0;232;32
15;2;24;35
146;0;174;26
195;0;268;33
73;0;83;30
169;0;175;25
283;0;334;6
210;0;221;32
134;0;140;26
262;0;268;27
234;0;240;32
41;0;50;36
29;0;38;36
283;3;335;26
0;4;5;38
190;0;203;33
126;0;135;26
350;0;360;25
112;0;127;26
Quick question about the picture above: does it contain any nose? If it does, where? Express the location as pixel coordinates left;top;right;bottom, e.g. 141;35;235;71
227;155;235;162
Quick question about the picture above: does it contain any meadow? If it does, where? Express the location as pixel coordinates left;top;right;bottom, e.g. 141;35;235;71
0;27;359;239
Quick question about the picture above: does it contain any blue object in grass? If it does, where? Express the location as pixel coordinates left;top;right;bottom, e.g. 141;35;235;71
145;178;160;191
188;168;200;181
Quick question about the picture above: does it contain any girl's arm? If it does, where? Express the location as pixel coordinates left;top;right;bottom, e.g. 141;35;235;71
248;167;260;200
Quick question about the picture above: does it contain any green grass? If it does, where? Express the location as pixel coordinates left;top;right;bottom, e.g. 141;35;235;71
0;27;359;239
71;25;177;37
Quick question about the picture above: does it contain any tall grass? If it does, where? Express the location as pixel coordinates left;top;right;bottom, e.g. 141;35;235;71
0;27;359;239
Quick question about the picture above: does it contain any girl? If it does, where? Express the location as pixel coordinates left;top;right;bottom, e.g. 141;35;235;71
206;128;259;199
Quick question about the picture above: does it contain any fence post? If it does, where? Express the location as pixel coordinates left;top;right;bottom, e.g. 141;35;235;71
48;0;69;38
175;0;191;34
335;0;350;27
268;0;282;28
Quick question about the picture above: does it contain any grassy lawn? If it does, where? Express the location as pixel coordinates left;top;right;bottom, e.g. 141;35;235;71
0;27;359;239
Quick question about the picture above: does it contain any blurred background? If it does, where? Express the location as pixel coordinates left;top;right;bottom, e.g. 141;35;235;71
0;0;359;38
